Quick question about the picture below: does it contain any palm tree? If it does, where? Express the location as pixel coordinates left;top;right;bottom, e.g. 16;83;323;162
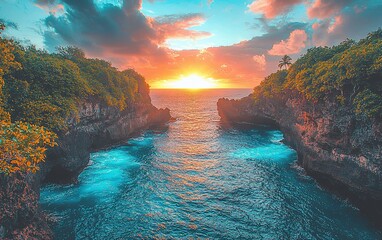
278;55;292;70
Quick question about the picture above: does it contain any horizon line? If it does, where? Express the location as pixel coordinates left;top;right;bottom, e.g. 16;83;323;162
150;87;253;90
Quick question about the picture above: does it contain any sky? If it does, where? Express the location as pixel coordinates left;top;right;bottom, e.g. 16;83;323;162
0;0;382;88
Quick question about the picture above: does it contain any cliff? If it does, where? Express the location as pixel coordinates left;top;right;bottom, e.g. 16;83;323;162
0;89;171;239
217;92;382;219
41;95;170;184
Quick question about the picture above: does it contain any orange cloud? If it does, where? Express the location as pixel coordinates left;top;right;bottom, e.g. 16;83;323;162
268;29;307;55
42;1;310;88
118;23;309;88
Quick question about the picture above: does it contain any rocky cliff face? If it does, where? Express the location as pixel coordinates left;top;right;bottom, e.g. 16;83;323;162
41;96;171;184
218;93;382;218
0;173;53;239
1;90;171;239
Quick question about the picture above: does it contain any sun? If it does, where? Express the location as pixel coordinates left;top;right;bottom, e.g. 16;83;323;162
163;74;218;89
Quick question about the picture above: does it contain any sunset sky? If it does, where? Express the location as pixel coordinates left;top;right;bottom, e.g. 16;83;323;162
1;0;382;88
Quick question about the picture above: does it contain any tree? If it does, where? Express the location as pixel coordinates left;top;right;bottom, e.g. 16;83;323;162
0;23;57;175
0;121;57;174
57;46;86;61
278;55;292;70
255;29;382;118
0;23;21;121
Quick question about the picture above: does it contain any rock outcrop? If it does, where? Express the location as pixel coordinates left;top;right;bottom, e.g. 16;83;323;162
218;92;382;219
0;173;53;239
1;88;171;239
41;96;171;184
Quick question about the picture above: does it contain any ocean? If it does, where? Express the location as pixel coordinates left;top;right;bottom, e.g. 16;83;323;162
40;89;382;239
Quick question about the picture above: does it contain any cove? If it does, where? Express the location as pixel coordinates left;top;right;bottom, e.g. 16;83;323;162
40;89;382;239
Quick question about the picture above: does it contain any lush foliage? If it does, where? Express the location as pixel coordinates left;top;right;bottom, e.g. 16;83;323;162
4;46;90;131
254;29;382;118
1;22;144;174
0;24;57;175
253;70;287;101
0;121;57;174
3;46;141;132
0;23;21;122
57;47;139;110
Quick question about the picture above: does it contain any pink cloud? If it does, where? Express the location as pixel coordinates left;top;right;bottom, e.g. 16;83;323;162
268;29;307;55
117;23;309;87
307;0;353;19
42;1;310;88
155;14;212;40
252;54;266;71
248;0;304;19
34;0;64;14
312;4;382;47
328;15;344;33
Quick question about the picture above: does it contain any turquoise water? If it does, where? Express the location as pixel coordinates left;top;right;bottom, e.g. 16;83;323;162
40;89;382;239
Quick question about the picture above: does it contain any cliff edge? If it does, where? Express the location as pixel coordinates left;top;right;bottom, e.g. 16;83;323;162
217;92;382;218
0;87;171;239
218;30;382;219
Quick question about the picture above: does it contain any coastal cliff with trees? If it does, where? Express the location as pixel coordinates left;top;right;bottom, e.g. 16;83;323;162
0;24;170;239
218;29;382;218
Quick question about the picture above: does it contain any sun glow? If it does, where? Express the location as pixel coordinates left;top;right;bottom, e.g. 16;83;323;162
159;74;219;89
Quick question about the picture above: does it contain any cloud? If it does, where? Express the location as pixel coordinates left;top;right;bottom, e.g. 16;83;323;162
43;0;211;67
307;0;355;19
155;14;212;40
33;0;64;14
40;0;311;87
327;15;344;33
135;22;309;87
312;4;382;46
268;29;307;55
248;0;304;19
44;0;157;56
252;54;266;71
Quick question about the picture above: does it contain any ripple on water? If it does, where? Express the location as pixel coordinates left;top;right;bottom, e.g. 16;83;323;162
40;89;382;239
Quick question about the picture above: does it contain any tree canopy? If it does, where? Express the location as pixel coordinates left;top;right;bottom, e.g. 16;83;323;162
1;24;57;175
253;29;382;118
3;45;141;132
0;23;144;175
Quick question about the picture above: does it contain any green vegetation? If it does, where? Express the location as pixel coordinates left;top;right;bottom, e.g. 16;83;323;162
0;23;143;174
3;45;141;132
278;55;292;70
1;23;57;175
254;29;382;118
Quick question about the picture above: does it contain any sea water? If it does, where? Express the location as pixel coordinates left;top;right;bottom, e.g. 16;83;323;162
40;89;382;239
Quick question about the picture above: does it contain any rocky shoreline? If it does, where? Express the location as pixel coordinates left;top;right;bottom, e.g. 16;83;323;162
0;91;171;239
217;93;382;223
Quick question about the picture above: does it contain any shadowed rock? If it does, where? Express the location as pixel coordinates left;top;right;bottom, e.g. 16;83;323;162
217;92;382;222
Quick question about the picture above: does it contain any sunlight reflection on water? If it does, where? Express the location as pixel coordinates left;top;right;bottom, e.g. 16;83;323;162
41;89;382;239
